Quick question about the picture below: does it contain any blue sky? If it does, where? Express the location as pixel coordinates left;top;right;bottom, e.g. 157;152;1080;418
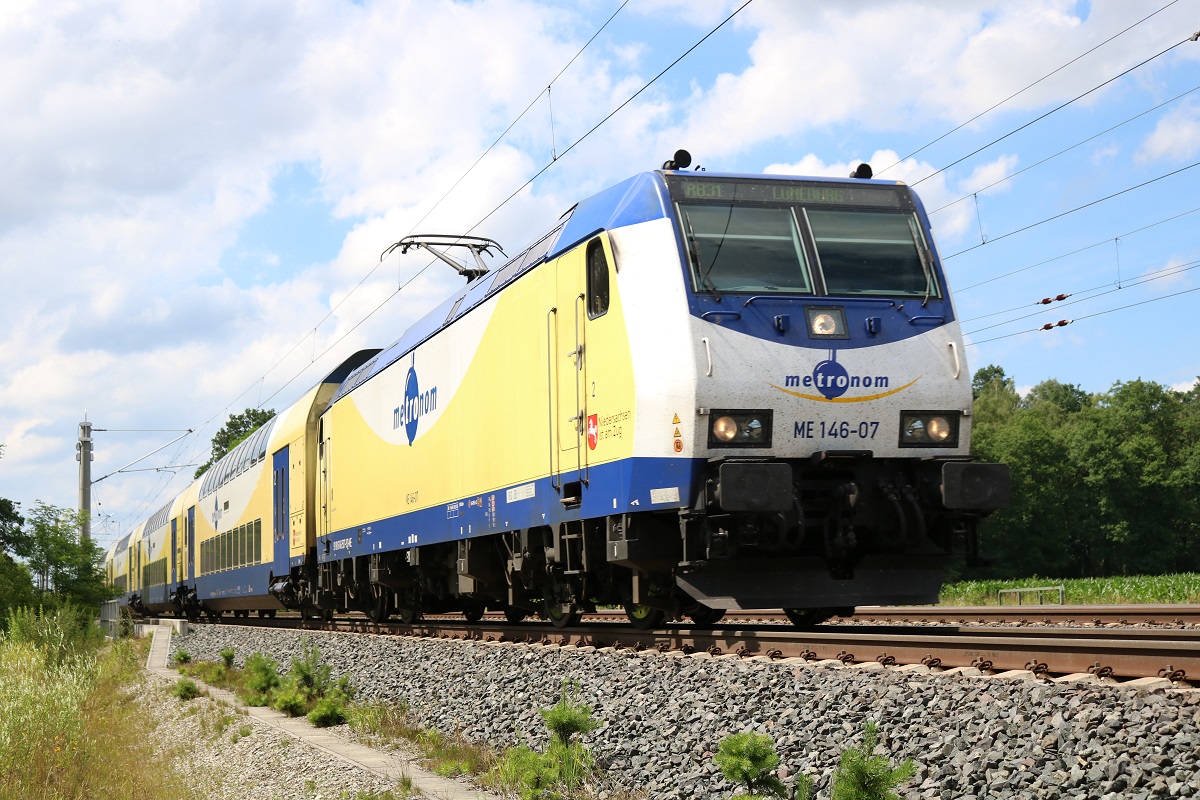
0;0;1197;548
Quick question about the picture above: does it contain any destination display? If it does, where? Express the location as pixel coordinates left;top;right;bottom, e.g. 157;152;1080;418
667;176;908;209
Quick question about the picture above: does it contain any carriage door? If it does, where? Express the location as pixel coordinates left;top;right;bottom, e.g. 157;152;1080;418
550;238;608;506
273;447;290;569
187;506;195;580
550;245;589;505
170;518;177;586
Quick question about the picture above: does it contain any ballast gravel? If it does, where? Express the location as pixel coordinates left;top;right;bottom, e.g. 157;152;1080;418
137;670;402;800
170;625;1200;799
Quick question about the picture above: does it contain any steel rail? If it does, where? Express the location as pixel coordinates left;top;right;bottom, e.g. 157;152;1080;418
195;615;1199;683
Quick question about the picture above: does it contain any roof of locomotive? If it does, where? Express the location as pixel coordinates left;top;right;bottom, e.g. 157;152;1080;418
329;168;912;405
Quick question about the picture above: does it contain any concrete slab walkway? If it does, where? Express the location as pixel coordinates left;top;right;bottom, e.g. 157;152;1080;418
145;626;501;800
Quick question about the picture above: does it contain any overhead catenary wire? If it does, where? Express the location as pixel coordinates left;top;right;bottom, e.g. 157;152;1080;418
962;258;1200;334
875;0;1181;177
108;1;755;535
967;283;1200;347
942;159;1200;260
957;204;1200;291
927;82;1200;216
912;28;1198;188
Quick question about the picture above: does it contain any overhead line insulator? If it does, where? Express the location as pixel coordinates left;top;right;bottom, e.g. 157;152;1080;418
1037;294;1070;305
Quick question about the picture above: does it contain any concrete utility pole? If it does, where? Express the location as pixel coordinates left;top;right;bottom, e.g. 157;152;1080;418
77;419;93;542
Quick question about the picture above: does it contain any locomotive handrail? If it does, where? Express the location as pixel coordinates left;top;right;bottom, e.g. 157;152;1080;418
546;307;559;491
742;295;897;308
906;315;946;326
701;310;742;321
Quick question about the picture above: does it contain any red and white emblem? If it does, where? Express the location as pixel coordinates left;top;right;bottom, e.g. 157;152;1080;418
587;414;599;450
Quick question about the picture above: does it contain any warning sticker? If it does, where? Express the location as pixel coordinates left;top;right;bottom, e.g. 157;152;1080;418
672;413;681;424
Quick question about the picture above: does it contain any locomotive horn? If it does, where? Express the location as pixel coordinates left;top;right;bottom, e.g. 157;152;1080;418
663;149;692;170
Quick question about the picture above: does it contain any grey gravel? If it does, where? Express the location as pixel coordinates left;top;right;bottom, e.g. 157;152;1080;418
139;669;401;799
171;625;1200;799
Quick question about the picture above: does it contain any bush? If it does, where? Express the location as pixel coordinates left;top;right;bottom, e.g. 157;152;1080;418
272;683;307;717
173;678;201;701
173;649;191;665
540;680;600;745
714;731;788;799
244;652;281;694
5;605;102;666
288;637;332;701
830;721;916;800
307;697;347;728
220;647;236;668
487;681;600;799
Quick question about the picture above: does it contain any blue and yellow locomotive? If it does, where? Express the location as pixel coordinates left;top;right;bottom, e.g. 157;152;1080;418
110;153;1008;628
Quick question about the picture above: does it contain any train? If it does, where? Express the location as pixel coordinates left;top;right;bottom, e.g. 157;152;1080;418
106;152;1009;629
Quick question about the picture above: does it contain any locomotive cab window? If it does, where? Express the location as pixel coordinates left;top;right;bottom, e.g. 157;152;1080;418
806;209;939;299
586;238;610;318
679;204;810;295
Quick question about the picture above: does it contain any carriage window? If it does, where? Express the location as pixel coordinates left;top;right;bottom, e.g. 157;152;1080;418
586;239;609;318
806;210;938;298
680;205;810;294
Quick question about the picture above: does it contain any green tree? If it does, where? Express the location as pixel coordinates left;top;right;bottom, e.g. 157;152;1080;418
22;503;110;607
0;446;35;622
830;721;916;800
1068;379;1191;575
714;731;790;799
194;407;275;478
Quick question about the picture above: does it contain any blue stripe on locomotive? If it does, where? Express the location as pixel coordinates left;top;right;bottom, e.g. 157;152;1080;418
316;456;702;563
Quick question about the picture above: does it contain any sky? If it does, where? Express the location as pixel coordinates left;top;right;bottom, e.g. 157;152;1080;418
1;0;1198;549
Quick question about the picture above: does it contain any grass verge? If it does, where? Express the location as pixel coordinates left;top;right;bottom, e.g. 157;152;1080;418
0;608;201;800
939;573;1200;605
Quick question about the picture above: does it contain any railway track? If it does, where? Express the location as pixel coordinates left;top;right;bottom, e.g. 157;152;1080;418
185;606;1200;684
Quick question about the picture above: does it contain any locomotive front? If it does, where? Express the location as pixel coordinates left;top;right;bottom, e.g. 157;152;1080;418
636;169;1009;618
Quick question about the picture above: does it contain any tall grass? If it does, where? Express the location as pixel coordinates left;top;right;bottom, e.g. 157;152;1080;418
0;606;200;799
939;573;1200;606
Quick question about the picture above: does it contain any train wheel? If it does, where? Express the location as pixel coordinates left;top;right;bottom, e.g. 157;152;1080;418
623;601;665;630
257;610;277;619
461;602;485;624
366;592;391;623
783;608;834;629
543;598;582;628
687;604;726;626
503;606;528;624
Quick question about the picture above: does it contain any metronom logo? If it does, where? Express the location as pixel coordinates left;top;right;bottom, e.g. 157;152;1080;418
772;351;918;403
394;355;437;445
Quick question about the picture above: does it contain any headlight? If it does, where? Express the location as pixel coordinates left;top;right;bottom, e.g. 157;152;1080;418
805;306;848;339
899;411;960;448
708;410;772;448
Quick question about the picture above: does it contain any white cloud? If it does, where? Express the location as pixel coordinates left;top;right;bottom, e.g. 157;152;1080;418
2;0;1198;539
1140;256;1194;291
1135;102;1200;163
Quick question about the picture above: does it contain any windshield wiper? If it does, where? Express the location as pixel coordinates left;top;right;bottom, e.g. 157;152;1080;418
685;210;721;302
909;218;935;307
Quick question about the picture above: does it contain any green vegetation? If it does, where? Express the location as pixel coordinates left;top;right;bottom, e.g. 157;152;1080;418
194;407;276;478
177;637;355;724
173;677;202;701
347;682;608;799
714;723;913;800
940;573;1200;605
714;731;794;799
0;606;200;799
969;367;1200;580
829;722;916;800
